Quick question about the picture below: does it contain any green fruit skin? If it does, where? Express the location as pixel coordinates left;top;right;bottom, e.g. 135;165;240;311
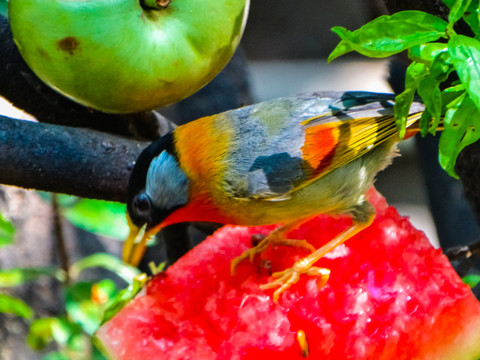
0;0;7;17
8;0;249;113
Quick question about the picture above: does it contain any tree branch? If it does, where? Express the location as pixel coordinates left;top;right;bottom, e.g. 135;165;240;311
0;116;148;202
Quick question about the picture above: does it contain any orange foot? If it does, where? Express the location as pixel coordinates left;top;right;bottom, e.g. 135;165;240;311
260;258;330;302
259;216;374;302
230;222;315;275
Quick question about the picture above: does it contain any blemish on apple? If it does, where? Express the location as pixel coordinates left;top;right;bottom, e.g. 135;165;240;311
57;36;80;56
36;47;50;60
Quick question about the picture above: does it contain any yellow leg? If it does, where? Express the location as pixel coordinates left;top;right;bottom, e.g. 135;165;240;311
261;213;375;302
230;217;316;275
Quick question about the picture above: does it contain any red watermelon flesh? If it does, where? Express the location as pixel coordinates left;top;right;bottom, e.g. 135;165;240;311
96;189;480;359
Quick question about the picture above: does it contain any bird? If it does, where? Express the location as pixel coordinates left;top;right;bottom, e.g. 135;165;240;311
123;91;424;301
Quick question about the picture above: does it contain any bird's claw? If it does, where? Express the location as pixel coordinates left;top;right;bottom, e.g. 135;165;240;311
230;241;268;275
260;262;330;302
230;232;315;275
279;239;315;253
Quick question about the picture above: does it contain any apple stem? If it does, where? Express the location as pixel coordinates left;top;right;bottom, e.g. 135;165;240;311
141;0;171;10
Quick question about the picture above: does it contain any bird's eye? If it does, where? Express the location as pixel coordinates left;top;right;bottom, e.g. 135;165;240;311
132;193;152;215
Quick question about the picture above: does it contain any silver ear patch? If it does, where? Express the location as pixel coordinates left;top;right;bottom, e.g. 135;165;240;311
145;150;189;210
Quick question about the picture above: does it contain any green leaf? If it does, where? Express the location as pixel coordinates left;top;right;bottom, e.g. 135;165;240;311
328;27;355;61
0;213;15;247
443;83;467;95
38;193;128;239
449;34;480;110
37;192;78;207
0;267;65;287
148;261;166;276
0;293;33;319
417;52;454;135
418;109;433;136
441;84;467;117
69;253;141;284
67;332;91;353
65;281;117;335
92;344;108;360
28;317;82;350
394;62;430;138
42;352;71;360
443;0;480;36
439;93;480;177
448;0;473;28
329;11;447;61
101;273;148;324
62;199;128;240
409;43;448;63
28;318;55;350
464;0;480;35
463;274;480;287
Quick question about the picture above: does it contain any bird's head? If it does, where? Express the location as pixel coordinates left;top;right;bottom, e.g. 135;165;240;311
123;132;190;265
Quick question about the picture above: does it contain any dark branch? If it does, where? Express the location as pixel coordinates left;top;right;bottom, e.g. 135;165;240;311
0;116;148;202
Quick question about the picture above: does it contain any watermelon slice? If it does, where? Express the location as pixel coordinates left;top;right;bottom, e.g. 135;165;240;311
96;189;480;359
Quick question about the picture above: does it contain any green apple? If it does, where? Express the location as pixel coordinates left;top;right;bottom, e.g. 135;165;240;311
8;0;249;113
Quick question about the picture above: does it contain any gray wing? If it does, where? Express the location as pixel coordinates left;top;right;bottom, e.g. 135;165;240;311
216;91;422;199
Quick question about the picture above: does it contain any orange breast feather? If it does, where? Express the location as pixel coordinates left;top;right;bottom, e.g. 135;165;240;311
169;115;233;224
174;115;230;183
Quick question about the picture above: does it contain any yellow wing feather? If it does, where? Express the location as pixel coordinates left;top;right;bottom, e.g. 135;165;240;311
265;111;422;201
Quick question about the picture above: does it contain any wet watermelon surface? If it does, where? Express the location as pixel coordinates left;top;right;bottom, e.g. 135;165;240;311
97;190;480;359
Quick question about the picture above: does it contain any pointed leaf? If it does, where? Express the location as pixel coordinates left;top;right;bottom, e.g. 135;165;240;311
449;34;480;110
463;274;480;288
408;43;448;63
464;0;480;35
439;93;480;177
443;0;480;35
418;109;433;136
69;253;140;284
42;352;71;360
0;267;65;287
0;213;15;247
417;52;454;134
0;293;33;319
394;62;430;138
63;199;128;240
328;27;354;61
28;317;82;350
329;11;447;61
101;274;148;324
448;0;473;28
28;318;56;350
